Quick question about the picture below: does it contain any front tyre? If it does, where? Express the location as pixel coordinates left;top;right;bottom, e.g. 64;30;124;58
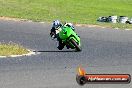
70;39;82;51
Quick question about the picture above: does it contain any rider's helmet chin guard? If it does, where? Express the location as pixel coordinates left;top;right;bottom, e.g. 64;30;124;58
55;26;61;30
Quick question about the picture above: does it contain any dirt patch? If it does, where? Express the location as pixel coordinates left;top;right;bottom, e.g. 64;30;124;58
0;16;30;22
0;16;106;28
74;24;106;28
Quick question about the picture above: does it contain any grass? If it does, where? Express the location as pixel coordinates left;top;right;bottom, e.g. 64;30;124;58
0;42;29;56
0;0;132;29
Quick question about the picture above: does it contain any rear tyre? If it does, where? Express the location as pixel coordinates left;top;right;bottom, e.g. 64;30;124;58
70;39;82;51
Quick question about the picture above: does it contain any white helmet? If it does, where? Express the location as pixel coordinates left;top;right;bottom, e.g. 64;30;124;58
52;20;61;29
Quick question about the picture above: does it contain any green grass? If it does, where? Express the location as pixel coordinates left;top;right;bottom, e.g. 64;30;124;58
0;0;132;29
0;42;29;56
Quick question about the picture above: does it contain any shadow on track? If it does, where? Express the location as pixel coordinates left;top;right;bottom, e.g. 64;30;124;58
33;50;77;52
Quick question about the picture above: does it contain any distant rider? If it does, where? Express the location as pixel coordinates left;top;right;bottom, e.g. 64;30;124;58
50;20;75;39
50;20;75;50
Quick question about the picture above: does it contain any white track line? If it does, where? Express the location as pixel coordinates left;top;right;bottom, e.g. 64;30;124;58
0;50;40;58
125;29;132;31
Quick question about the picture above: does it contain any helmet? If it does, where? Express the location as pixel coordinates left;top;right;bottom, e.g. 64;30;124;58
52;20;61;29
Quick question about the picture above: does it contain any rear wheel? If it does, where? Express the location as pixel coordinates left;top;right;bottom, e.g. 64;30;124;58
70;39;82;51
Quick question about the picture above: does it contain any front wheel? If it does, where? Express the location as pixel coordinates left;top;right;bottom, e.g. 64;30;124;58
70;39;82;51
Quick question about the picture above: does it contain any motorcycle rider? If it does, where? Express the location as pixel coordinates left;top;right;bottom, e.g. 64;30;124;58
50;20;62;39
50;20;75;50
50;20;75;39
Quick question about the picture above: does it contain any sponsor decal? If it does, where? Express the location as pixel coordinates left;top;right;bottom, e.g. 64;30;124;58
76;67;131;85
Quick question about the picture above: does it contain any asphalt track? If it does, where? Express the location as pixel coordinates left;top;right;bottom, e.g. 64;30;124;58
0;20;132;88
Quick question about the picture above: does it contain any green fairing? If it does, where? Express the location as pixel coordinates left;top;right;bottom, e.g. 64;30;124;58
59;26;81;49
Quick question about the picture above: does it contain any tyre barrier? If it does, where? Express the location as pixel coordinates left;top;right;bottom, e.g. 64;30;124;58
108;16;117;23
97;16;132;24
119;16;128;23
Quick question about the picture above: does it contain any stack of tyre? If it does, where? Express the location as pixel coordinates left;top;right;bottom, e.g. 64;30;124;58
108;16;117;23
97;16;132;24
119;16;132;24
97;16;117;23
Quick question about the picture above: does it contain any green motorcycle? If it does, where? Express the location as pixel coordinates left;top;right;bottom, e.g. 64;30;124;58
59;25;82;51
